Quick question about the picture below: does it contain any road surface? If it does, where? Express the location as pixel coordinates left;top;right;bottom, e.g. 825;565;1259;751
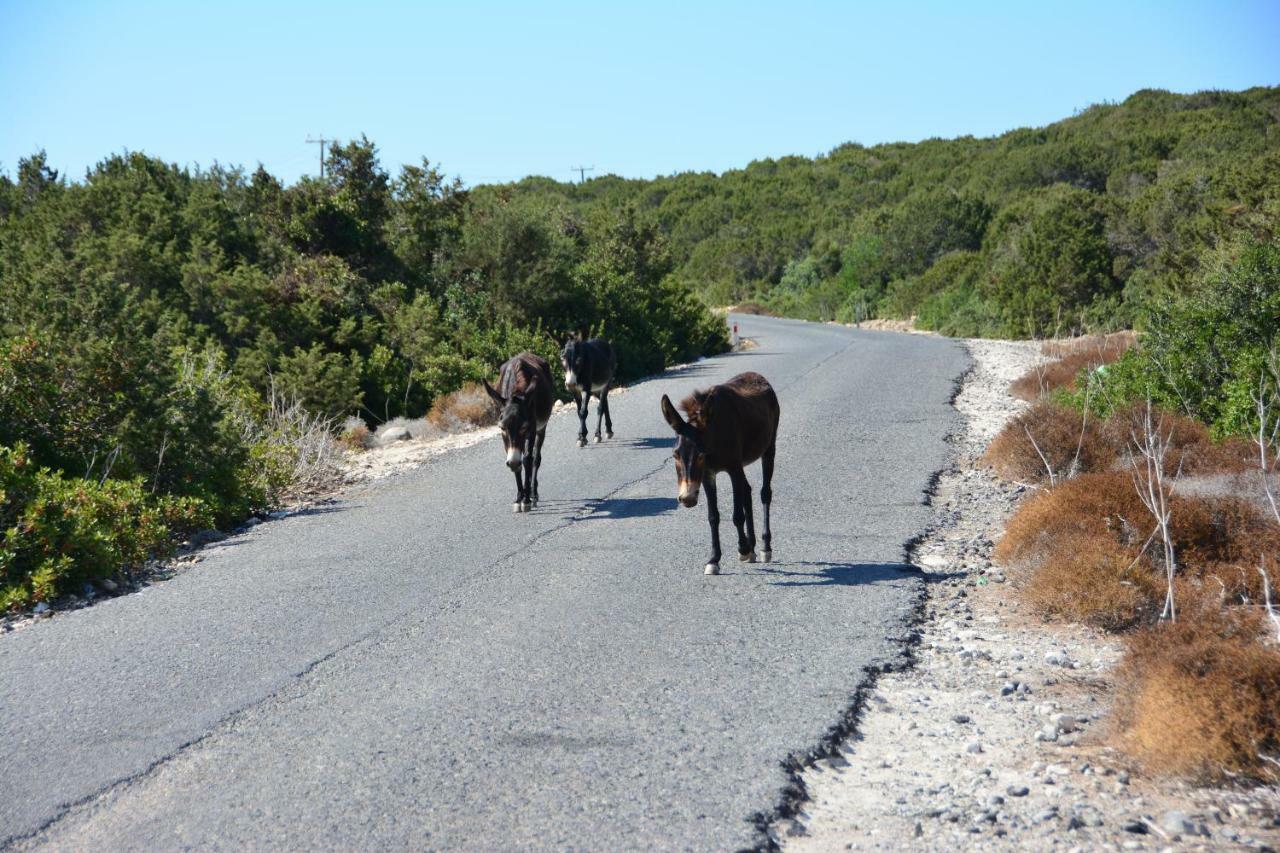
1;316;967;850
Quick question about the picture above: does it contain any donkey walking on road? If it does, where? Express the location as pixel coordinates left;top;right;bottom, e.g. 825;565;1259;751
561;336;617;447
660;371;779;575
483;353;554;513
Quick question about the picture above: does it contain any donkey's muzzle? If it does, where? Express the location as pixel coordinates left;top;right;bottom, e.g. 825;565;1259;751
677;484;699;508
506;448;524;470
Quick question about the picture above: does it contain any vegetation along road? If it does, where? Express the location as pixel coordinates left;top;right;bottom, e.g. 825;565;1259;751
1;315;966;850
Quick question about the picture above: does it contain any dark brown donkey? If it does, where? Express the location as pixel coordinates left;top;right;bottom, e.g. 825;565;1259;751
483;353;554;513
660;371;779;575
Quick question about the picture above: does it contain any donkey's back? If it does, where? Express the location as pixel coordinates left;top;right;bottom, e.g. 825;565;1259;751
702;372;779;467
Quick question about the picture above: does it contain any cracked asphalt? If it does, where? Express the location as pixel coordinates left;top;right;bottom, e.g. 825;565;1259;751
0;316;968;850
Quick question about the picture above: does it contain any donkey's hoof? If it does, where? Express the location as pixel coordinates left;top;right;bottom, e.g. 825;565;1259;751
576;438;587;448
760;550;772;563
704;562;721;575
605;432;614;440
522;500;533;512
739;550;758;563
512;502;523;513
593;434;602;444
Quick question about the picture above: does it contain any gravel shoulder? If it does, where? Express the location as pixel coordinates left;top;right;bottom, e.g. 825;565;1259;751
780;338;1280;852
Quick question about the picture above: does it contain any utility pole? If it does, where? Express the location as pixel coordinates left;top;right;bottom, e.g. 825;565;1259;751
570;165;594;183
306;135;331;179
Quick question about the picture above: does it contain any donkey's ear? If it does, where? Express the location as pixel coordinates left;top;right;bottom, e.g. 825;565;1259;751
660;394;685;433
481;379;505;406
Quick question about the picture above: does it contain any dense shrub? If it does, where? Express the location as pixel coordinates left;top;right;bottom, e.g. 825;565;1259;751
996;472;1150;569
998;467;1280;627
1091;241;1280;437
1022;537;1161;631
427;383;499;431
0;444;210;609
981;185;1120;335
1009;332;1136;400
982;401;1110;483
0;143;727;609
1113;607;1280;781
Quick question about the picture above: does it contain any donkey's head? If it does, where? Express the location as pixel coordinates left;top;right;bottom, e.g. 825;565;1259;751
484;379;531;470
661;393;707;508
560;334;586;390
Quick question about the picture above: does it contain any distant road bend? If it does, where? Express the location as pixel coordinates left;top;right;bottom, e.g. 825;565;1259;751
0;316;967;850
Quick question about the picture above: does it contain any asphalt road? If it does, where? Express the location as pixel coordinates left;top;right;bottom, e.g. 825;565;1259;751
1;316;968;851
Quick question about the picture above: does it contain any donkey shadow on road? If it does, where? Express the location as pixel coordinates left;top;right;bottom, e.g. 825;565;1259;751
581;496;676;520
607;436;675;451
523;496;677;520
754;561;917;588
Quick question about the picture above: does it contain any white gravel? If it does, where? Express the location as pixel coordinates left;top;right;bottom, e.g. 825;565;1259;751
778;338;1280;851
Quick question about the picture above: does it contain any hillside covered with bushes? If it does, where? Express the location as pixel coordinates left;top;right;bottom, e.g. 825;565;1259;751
494;86;1280;337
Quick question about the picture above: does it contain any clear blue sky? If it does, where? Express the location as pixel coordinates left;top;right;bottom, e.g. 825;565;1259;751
3;0;1277;186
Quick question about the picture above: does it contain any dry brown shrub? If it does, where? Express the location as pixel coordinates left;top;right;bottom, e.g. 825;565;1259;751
339;422;372;451
999;469;1280;623
1014;332;1137;400
996;472;1151;568
1112;606;1280;780
428;383;499;431
1040;330;1138;360
983;401;1114;483
1022;537;1161;631
1099;403;1210;473
1168;497;1280;603
1181;435;1258;475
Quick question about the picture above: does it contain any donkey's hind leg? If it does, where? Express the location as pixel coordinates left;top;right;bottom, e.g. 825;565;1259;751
728;467;757;562
593;386;609;442
600;385;614;439
760;443;775;562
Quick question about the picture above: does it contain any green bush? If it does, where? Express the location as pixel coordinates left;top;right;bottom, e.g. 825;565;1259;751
0;336;290;527
980;184;1118;335
0;443;210;609
1088;240;1280;437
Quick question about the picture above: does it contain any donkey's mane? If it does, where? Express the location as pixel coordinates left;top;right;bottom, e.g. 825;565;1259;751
680;390;712;428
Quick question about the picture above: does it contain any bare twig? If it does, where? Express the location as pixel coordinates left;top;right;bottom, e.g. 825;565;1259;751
1258;564;1280;644
1024;423;1057;487
1127;399;1180;622
1254;363;1280;528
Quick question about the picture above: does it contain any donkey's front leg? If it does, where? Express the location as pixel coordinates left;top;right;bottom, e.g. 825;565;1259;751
511;466;525;513
703;474;722;575
728;467;757;562
575;390;589;447
521;432;535;511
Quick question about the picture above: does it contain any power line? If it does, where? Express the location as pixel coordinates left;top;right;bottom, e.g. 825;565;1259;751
305;135;331;178
570;164;595;183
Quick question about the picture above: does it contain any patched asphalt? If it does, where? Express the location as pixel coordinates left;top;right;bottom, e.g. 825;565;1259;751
1;316;968;850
